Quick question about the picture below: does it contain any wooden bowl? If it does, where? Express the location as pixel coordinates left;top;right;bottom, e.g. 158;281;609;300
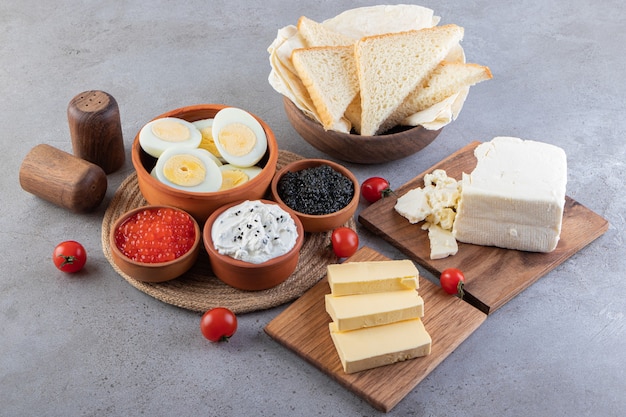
131;104;278;223
283;96;442;164
203;200;305;291
269;158;359;233
109;205;201;283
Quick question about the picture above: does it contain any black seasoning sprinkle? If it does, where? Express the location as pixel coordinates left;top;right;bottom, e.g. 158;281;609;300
277;165;354;215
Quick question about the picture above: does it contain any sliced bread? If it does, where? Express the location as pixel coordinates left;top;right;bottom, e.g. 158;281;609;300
379;61;492;133
297;16;355;47
355;24;464;136
291;45;360;130
344;94;362;134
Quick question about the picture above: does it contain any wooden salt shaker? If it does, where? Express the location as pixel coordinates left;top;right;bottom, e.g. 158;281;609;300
67;90;125;174
19;144;107;213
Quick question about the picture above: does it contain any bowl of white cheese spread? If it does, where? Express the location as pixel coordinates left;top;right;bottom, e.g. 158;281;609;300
203;199;304;290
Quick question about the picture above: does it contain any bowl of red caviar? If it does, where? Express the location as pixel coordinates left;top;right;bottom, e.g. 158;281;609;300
269;158;359;232
109;205;201;283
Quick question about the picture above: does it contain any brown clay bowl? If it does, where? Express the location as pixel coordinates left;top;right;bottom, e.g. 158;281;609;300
131;104;279;223
283;96;442;164
269;158;359;233
203;199;305;291
109;205;201;283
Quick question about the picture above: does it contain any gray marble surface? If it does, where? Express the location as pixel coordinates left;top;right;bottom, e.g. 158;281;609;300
1;1;624;416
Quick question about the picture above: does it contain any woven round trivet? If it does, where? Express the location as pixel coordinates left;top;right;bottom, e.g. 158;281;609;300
101;150;356;314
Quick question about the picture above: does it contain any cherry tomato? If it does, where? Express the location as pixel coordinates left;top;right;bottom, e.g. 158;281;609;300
53;240;87;273
330;227;359;258
440;268;465;297
200;307;238;343
361;177;393;203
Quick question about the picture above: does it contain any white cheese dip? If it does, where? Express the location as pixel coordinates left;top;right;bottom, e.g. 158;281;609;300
211;200;298;264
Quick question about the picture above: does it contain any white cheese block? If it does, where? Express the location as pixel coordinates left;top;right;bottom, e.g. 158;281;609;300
325;290;424;331
326;260;418;296
452;136;567;252
329;318;432;374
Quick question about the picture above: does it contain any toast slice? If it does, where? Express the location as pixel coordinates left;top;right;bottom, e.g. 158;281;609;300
344;94;362;134
291;45;360;130
355;24;464;136
379;61;492;133
297;16;355;47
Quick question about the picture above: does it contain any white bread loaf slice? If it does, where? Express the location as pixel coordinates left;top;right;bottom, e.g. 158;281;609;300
291;45;360;130
378;61;492;133
344;94;362;134
297;16;355;47
355;24;465;136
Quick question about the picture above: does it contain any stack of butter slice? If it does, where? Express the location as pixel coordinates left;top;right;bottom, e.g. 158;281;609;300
325;260;431;374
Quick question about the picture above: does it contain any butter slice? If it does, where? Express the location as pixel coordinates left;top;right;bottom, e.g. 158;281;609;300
325;290;424;331
327;260;418;296
329;318;432;374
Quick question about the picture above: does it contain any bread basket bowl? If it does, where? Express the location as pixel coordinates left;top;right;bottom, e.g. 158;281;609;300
283;97;441;164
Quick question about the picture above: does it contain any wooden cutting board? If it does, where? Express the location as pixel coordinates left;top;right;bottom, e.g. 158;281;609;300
358;141;609;314
264;246;487;412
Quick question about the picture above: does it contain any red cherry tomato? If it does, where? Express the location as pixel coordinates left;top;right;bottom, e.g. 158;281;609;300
53;241;87;273
440;268;465;297
200;307;238;343
330;227;359;258
361;177;393;203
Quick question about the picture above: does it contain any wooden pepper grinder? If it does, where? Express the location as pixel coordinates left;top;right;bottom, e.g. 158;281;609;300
67;90;125;174
19;144;107;213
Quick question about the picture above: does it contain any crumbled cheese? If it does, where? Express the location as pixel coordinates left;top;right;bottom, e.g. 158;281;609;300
394;169;461;259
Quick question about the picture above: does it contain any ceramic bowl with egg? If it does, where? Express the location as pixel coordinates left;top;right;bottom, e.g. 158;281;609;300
283;97;441;164
109;205;201;283
203;199;305;291
131;104;279;223
269;158;359;233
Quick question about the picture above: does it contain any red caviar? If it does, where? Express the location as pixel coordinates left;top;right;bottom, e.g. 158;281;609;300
115;207;196;263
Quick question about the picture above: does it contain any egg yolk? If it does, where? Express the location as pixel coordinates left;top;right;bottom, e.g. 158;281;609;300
219;168;249;191
218;123;256;157
152;120;191;142
197;127;222;158
162;154;206;187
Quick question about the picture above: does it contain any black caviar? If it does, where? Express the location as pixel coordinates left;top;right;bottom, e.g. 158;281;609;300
277;164;354;215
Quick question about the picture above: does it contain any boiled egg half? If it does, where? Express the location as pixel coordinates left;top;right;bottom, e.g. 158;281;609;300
193;118;224;162
139;117;202;158
212;107;267;167
155;147;222;193
219;164;262;191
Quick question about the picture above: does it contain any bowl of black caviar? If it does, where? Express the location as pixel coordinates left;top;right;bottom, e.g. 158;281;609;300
270;158;359;233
